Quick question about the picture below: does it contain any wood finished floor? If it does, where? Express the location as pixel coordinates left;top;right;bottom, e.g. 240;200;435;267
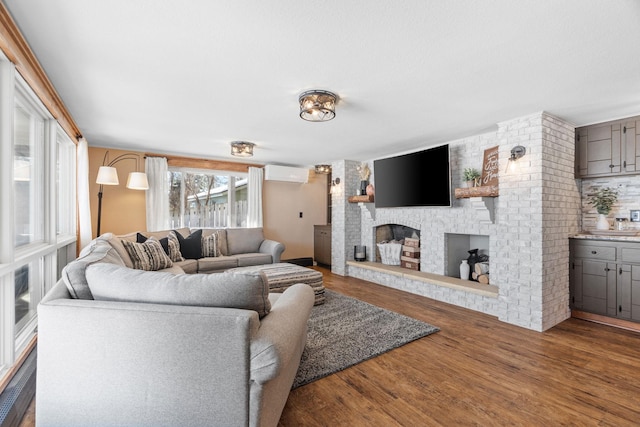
19;266;640;426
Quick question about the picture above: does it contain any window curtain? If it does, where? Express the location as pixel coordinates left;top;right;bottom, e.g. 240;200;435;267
77;138;92;248
145;157;170;231
247;166;263;227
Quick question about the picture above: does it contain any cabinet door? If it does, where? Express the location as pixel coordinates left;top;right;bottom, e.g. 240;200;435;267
632;265;640;322
623;120;638;172
570;258;583;309
581;260;609;315
586;124;621;176
576;128;588;177
617;264;632;319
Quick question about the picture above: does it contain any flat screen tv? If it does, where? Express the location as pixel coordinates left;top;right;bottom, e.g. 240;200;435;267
373;144;451;208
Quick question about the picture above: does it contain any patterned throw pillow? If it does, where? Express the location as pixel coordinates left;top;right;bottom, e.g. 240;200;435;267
122;237;173;271
201;232;219;257
136;232;184;262
166;231;184;262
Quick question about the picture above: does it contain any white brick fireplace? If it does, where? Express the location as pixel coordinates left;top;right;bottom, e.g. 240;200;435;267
331;112;581;332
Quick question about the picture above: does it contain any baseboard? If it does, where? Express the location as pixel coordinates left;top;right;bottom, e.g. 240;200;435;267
0;347;37;427
572;310;640;333
284;257;314;267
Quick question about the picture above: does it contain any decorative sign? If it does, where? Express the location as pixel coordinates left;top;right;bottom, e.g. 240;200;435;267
481;146;499;187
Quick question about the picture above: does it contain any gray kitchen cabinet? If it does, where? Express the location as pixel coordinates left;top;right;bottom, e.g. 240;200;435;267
570;238;640;322
576;115;640;178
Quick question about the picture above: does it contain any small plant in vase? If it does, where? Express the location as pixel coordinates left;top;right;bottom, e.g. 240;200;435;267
587;187;618;230
463;168;481;188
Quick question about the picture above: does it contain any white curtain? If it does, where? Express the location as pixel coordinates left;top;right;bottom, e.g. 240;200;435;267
145;157;170;231
77;138;93;248
247;166;263;227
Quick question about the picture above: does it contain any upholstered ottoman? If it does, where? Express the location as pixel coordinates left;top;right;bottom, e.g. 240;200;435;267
226;262;325;305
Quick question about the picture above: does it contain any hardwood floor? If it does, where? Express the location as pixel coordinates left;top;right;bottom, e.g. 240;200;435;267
18;266;640;426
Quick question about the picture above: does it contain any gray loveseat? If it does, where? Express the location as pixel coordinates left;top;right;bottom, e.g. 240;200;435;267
35;235;314;427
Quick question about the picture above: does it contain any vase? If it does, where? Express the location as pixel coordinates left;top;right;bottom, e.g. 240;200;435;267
465;180;475;188
596;214;610;230
459;260;470;281
359;180;368;196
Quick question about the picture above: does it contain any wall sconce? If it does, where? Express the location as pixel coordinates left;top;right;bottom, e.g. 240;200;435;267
231;141;255;157
299;90;337;122
96;151;149;236
315;164;331;174
330;177;341;195
506;145;526;173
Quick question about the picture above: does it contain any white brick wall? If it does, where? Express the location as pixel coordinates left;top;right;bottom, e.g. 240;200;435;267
331;112;580;332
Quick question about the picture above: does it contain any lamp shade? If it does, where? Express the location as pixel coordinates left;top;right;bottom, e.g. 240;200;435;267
126;172;149;190
96;166;119;185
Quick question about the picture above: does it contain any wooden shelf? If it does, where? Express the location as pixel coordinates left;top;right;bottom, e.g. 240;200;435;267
348;195;374;203
454;185;499;199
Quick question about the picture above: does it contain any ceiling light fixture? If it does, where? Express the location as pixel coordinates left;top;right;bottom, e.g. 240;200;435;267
315;164;331;174
299;90;337;122
231;141;255;157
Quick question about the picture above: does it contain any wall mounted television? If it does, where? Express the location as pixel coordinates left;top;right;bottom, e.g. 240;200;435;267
373;144;451;208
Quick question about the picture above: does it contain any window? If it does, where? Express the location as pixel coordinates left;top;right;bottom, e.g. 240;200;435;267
0;61;77;382
168;169;248;229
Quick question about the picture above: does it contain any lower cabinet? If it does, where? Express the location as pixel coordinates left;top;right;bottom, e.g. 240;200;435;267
570;238;640;322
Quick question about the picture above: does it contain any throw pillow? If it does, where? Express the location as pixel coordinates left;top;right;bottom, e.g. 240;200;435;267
201;232;219;257
174;228;203;259
122;237;173;271
85;263;271;318
137;231;184;262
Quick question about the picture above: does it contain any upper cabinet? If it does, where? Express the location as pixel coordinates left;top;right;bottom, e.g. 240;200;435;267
576;115;640;178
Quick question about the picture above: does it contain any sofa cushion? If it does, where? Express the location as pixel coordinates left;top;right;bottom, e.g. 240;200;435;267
62;238;125;299
105;233;136;268
85;263;271;318
122;238;174;271
226;228;264;255
235;253;273;267
201;228;228;256
197;256;239;273
137;231;184;262
201;232;220;257
174;259;199;274
174;228;203;259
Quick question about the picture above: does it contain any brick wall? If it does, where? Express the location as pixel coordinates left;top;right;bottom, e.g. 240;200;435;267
332;111;580;332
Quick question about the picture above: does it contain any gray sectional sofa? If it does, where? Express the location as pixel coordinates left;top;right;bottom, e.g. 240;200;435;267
109;227;285;274
35;229;314;427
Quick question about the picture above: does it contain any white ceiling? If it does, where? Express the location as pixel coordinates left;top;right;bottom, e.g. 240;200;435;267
4;0;640;168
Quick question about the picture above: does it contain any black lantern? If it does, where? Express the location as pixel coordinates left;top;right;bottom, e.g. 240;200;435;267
354;245;366;262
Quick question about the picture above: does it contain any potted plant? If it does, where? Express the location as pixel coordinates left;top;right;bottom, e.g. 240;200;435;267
463;168;481;188
587;187;618;230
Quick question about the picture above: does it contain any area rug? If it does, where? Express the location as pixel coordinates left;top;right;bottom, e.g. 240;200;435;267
292;289;440;389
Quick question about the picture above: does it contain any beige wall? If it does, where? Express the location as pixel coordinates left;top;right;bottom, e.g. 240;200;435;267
90;146;328;259
89;147;147;237
263;172;328;260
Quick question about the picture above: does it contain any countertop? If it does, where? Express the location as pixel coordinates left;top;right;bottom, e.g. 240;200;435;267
572;232;640;242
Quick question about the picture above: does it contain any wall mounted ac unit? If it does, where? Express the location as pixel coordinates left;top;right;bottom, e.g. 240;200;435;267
264;165;309;183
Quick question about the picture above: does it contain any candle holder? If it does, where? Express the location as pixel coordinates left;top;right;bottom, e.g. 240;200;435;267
354;245;367;262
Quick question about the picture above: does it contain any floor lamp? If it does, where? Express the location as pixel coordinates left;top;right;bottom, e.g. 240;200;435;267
95;151;149;236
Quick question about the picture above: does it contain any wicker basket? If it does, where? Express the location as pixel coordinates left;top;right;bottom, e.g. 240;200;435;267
377;242;402;265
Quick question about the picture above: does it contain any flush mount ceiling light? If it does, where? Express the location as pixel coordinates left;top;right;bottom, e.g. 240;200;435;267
314;164;331;174
230;141;255;157
299;90;337;122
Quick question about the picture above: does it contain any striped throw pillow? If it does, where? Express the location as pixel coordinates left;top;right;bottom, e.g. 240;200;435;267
122;237;173;271
202;232;219;257
166;231;184;262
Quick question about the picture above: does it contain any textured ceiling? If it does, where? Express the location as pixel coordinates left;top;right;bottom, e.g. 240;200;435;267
4;0;640;168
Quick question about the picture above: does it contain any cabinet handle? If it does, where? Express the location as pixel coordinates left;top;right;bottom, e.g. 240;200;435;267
619;305;622;313
624;161;627;168
620;267;623;274
591;251;597;254
610;164;615;169
604;267;611;272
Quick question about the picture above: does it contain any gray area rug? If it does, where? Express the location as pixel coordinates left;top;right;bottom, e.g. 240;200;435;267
292;289;440;389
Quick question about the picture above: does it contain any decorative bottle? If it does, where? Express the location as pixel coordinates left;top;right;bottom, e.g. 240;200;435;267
459;260;470;281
